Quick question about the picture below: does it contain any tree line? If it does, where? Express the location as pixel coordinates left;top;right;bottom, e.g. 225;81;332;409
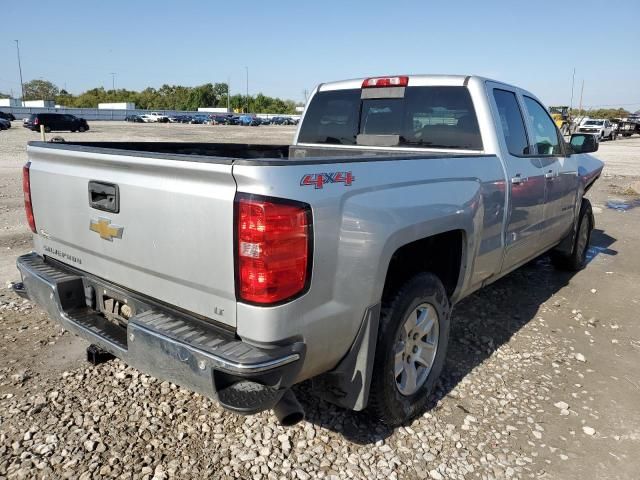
2;79;301;114
570;108;633;121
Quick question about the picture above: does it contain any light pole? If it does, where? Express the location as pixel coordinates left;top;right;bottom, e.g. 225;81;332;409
14;40;25;104
569;67;575;111
227;77;231;112
110;73;116;91
245;66;249;113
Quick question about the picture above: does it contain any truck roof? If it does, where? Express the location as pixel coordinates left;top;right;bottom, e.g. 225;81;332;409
317;74;511;92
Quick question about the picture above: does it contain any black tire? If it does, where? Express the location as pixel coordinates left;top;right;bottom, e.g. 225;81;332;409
367;272;451;427
78;126;86;132
44;126;51;133
551;199;593;271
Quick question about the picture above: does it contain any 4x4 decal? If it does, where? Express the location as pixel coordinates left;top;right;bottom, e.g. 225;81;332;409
300;172;355;189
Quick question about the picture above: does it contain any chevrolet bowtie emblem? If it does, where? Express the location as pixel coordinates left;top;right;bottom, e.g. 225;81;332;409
89;218;124;241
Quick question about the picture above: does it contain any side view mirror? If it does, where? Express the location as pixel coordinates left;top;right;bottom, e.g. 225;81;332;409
570;133;599;154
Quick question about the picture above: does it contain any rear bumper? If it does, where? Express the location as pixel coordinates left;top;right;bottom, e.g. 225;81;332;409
14;253;305;414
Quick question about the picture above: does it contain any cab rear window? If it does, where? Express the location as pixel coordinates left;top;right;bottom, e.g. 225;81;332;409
298;86;482;150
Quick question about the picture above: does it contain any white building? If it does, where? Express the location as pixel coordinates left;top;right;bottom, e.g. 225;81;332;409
0;98;22;107
22;100;55;108
98;102;136;110
197;107;230;113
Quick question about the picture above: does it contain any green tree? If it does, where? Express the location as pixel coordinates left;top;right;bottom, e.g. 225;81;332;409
23;79;59;100
55;89;75;107
571;107;630;120
17;78;299;113
0;91;10;99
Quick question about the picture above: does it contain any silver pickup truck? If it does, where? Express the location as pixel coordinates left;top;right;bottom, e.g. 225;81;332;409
14;75;603;427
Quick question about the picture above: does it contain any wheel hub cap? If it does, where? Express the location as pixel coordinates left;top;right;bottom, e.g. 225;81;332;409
394;303;439;396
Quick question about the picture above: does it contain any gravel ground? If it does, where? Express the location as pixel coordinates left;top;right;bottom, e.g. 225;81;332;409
1;122;640;479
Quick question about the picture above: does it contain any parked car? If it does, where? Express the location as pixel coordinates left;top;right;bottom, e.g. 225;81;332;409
0;118;10;130
0;111;16;121
211;115;230;125
22;113;89;132
577;118;616;141
147;112;169;123
238;114;260;126
14;74;603;428
125;115;144;123
190;115;210;124
271;116;297;125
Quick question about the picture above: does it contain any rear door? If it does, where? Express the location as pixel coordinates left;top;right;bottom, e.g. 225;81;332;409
487;84;546;271
27;145;238;327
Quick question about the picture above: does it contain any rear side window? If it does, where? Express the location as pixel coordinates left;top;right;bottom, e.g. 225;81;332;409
523;96;562;155
492;89;530;156
298;86;483;150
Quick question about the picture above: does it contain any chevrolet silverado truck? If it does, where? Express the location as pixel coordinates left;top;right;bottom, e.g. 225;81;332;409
13;75;603;427
578;118;616;141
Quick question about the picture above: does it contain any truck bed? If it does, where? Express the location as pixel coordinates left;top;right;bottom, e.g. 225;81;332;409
29;141;489;165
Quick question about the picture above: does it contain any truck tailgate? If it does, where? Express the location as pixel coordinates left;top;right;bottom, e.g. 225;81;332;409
27;145;237;327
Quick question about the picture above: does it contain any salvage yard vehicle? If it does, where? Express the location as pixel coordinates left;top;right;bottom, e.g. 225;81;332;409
549;105;573;135
13;74;603;427
617;115;640;137
23;113;89;133
578;118;616;141
0;111;16;121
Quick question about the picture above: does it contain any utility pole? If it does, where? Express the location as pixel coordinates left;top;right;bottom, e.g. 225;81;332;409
14;40;25;104
110;73;116;91
569;68;575;111
303;89;309;103
245;67;249;113
578;79;584;112
227;77;231;112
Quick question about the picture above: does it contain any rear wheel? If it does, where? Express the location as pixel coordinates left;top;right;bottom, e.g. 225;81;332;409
551;199;593;271
367;273;450;426
44;126;51;133
78;126;86;132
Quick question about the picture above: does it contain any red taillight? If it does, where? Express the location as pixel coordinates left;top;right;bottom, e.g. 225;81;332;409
362;76;409;88
236;195;311;305
34;117;39;125
22;163;36;233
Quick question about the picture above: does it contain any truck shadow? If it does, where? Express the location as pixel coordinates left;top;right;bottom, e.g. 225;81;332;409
295;228;617;444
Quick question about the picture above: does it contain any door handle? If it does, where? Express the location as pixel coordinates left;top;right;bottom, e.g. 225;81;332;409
88;181;120;213
544;170;555;180
511;174;528;185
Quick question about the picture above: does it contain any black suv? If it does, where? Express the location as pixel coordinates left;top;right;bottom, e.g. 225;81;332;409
23;113;89;132
0;111;16;121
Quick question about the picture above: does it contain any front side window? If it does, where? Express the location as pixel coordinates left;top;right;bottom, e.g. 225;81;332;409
492;89;529;156
298;86;482;150
523;96;561;155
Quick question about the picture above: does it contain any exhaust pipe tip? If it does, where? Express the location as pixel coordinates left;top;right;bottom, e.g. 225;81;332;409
273;390;304;426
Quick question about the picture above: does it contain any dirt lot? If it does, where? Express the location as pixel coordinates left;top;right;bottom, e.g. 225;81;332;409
1;122;639;479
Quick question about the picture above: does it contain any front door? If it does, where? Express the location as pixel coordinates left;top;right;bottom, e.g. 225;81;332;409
488;85;546;271
522;96;579;247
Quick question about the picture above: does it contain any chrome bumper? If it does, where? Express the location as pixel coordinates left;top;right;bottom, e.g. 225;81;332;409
14;253;304;414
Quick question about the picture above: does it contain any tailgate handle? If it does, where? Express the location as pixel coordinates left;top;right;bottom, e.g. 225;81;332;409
88;181;119;213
